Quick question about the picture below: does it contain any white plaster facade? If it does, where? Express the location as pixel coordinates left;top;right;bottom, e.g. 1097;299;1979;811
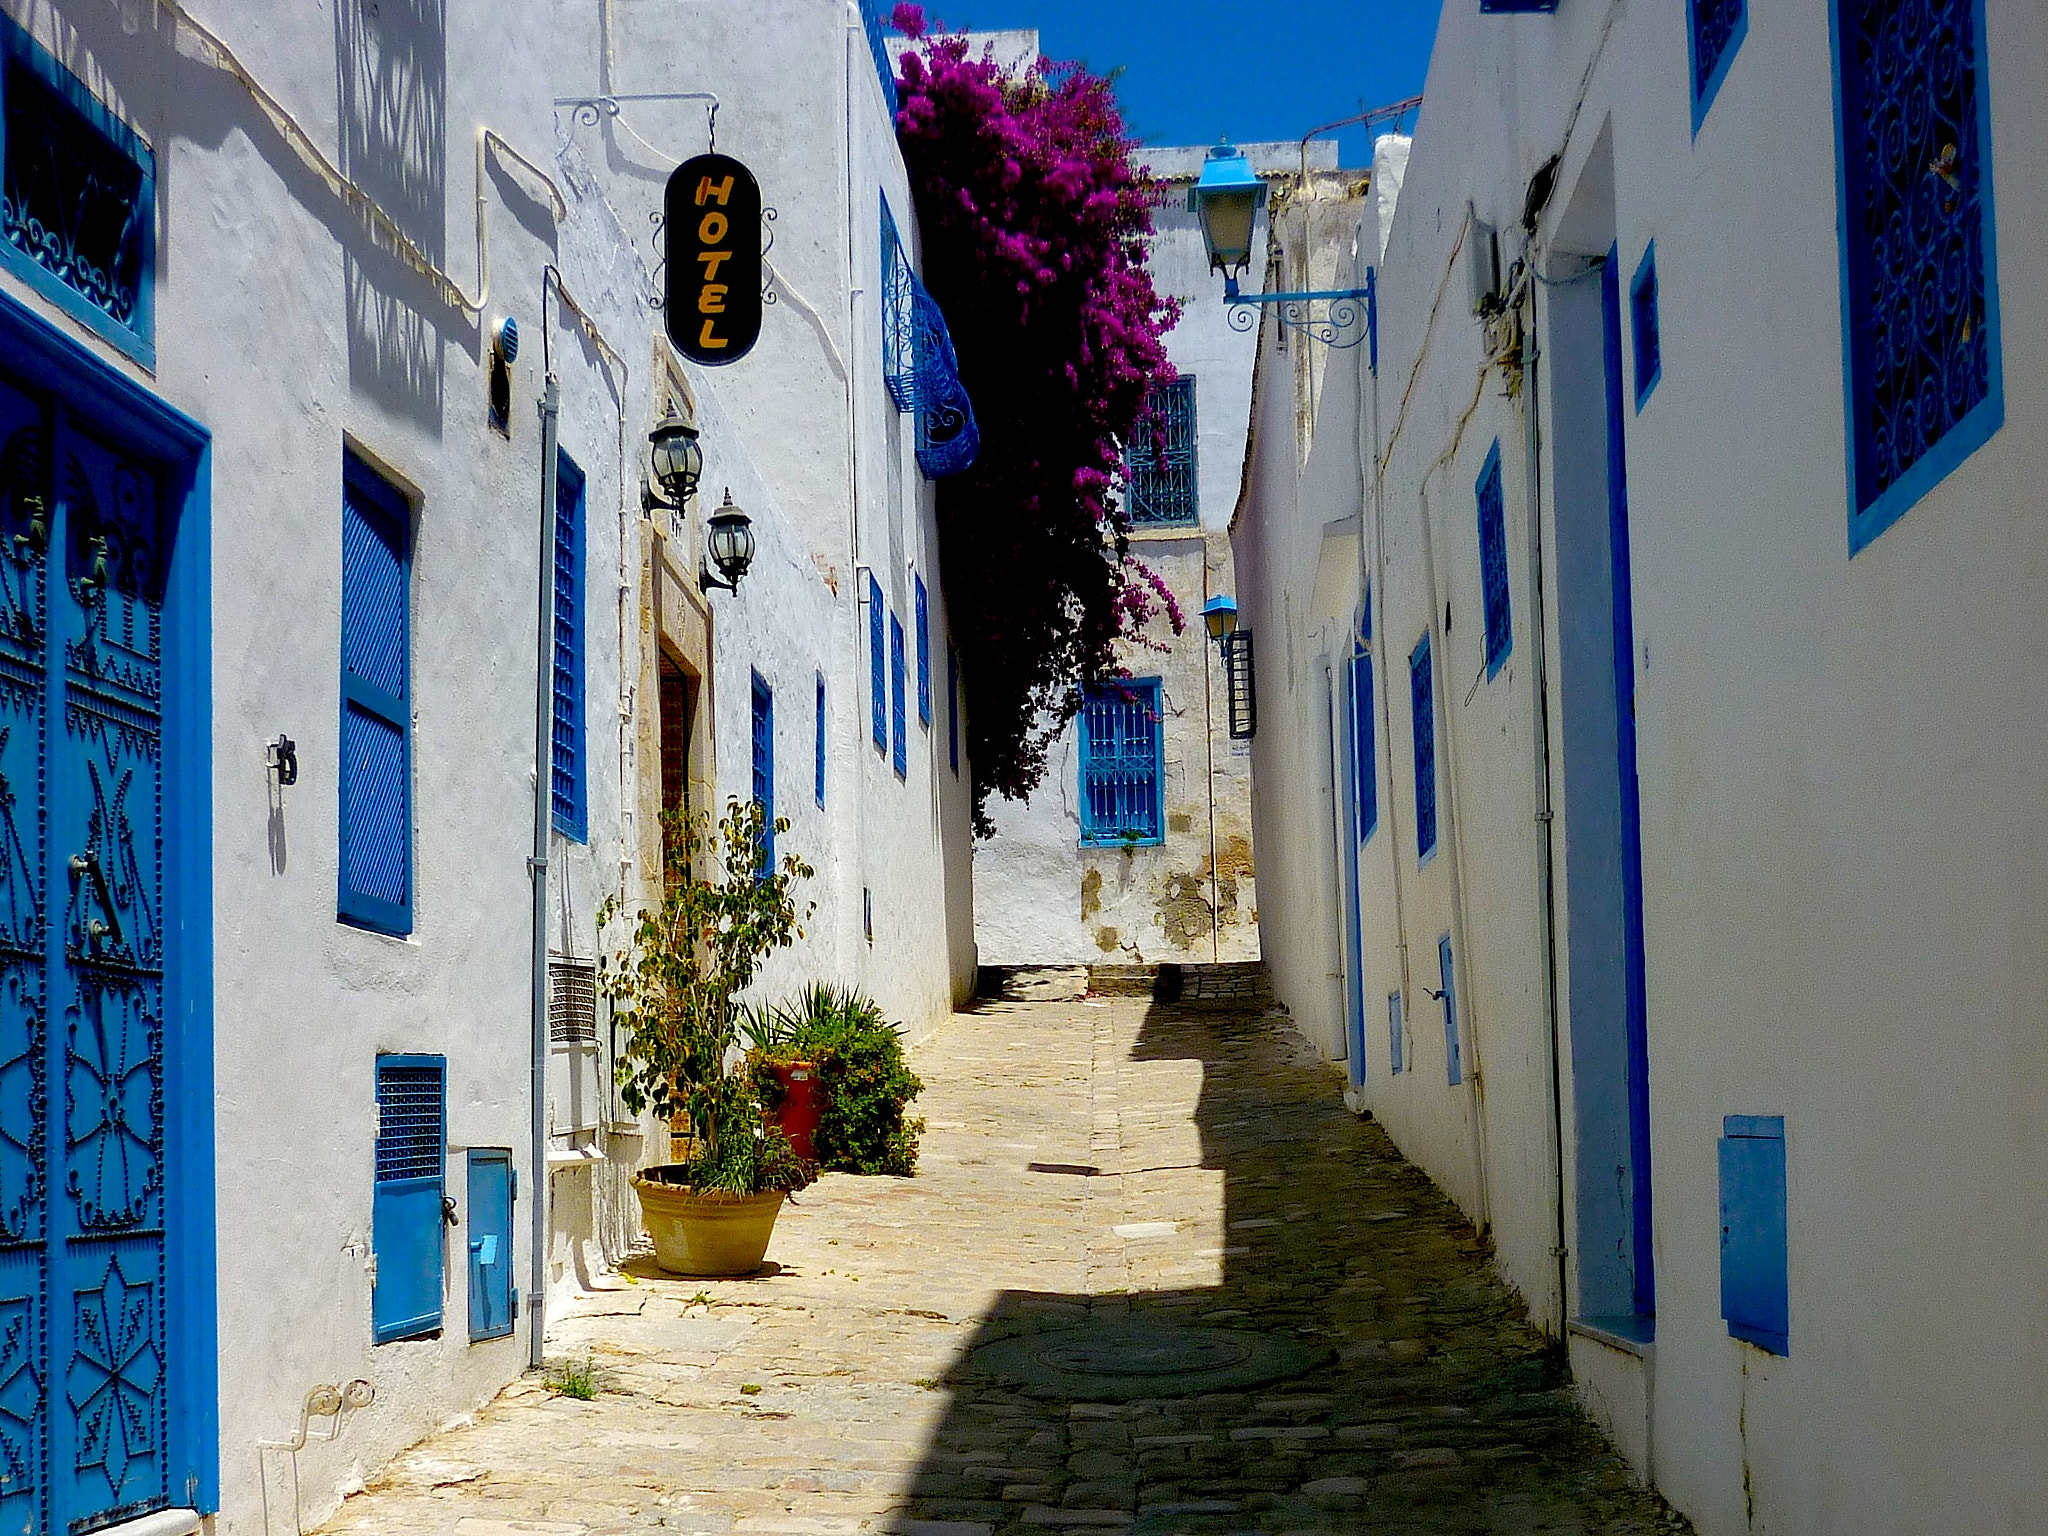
1233;2;2048;1532
0;1;973;1532
970;138;1331;969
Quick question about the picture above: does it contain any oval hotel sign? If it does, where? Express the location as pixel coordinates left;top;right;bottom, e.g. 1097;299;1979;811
666;153;763;365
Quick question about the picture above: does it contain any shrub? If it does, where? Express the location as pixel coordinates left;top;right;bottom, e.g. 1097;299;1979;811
746;984;926;1176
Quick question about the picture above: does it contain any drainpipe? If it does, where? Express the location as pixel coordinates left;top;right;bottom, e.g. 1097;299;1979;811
530;374;561;1370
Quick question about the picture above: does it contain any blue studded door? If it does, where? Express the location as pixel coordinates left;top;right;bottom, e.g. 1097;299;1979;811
0;362;183;1535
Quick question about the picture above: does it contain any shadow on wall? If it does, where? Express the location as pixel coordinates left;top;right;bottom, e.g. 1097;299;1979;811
335;0;446;427
880;1002;1672;1534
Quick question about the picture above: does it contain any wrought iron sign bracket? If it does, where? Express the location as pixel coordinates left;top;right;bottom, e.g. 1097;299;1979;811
1223;270;1377;357
553;92;722;152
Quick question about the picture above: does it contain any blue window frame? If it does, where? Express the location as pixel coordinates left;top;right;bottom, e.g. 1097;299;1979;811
1079;679;1164;846
465;1148;515;1342
947;640;961;776
1689;0;1748;131
890;614;908;779
868;573;887;753
1832;0;2002;555
1126;376;1199;527
340;452;414;935
751;671;774;874
815;671;827;808
1630;244;1661;409
551;450;587;841
915;574;932;727
1438;935;1462;1086
1409;634;1437;863
373;1054;446;1343
1388;991;1404;1074
1476;442;1512;677
0;14;156;365
1720;1115;1789;1355
1350;640;1377;842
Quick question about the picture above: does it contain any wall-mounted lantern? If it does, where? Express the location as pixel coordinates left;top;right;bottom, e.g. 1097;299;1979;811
701;490;756;595
1202;594;1240;642
646;410;704;508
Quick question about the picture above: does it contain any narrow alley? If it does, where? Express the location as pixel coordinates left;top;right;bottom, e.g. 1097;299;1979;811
314;991;1685;1536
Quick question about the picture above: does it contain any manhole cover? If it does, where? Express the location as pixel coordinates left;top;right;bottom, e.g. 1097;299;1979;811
970;1322;1331;1401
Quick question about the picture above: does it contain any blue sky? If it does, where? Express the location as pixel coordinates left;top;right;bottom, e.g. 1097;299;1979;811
933;1;1444;168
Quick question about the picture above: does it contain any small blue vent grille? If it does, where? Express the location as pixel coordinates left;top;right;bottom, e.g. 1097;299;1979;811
1079;679;1163;846
1476;443;1511;677
1836;0;2001;552
1410;635;1437;861
376;1057;445;1183
1126;377;1198;527
1690;0;1747;124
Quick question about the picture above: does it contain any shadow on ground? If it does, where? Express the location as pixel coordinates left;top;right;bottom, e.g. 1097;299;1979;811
881;1000;1685;1536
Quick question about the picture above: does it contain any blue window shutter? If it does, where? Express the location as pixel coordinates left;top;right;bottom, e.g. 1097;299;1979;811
1630;245;1662;409
1835;0;2002;553
1720;1116;1789;1354
1388;991;1404;1074
1125;376;1199;527
466;1148;515;1342
1689;0;1748;130
1479;0;1558;11
1079;679;1164;846
1352;645;1377;841
373;1054;445;1342
551;451;587;841
751;672;774;873
340;453;414;935
1438;935;1462;1086
869;574;887;752
1476;442;1512;676
1410;635;1437;861
947;640;960;775
915;575;932;727
890;615;908;779
815;671;827;808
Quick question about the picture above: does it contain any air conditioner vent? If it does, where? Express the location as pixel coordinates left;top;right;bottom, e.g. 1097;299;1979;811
549;958;598;1046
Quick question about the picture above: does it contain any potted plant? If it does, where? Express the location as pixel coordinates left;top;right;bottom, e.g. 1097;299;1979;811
599;799;817;1276
746;984;926;1177
742;1005;826;1163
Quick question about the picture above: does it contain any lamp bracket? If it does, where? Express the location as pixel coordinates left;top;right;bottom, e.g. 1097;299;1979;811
1223;270;1377;353
699;562;738;596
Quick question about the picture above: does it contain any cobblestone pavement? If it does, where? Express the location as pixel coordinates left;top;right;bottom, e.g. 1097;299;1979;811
320;997;1689;1536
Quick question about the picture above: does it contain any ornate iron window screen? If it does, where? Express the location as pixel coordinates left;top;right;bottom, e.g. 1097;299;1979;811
1630;244;1661;409
1079;679;1164;846
1689;0;1748;128
1223;629;1255;739
0;17;156;365
1834;0;2002;554
880;197;980;479
1126;377;1199;527
859;0;900;117
1476;442;1512;678
1410;635;1438;862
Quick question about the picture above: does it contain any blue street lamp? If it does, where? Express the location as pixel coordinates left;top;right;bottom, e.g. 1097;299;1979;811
1190;142;1376;354
1202;593;1239;642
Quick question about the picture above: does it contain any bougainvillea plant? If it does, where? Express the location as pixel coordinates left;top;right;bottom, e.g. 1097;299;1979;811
891;6;1184;833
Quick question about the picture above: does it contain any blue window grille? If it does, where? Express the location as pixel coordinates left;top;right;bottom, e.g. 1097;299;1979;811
880;194;980;480
1630;244;1661;409
1689;0;1748;130
340;453;414;935
1438;935;1462;1086
751;671;774;875
1351;643;1377;842
465;1148;515;1342
373;1054;446;1343
1223;630;1256;740
1720;1115;1789;1355
890;614;908;779
0;15;156;365
1126;377;1199;527
915;575;932;727
1388;991;1405;1074
551;451;587;842
858;0;900;116
1079;679;1164;846
947;640;961;775
1834;0;2002;554
815;671;827;808
1409;635;1437;862
1476;442;1512;677
868;573;887;753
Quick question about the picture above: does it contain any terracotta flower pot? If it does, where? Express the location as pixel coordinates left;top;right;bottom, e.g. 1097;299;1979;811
765;1060;823;1162
632;1167;786;1276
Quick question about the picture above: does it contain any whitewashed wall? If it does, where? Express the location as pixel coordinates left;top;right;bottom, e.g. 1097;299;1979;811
1236;1;2048;1532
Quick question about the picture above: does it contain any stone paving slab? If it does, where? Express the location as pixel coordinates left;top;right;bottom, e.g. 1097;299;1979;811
316;998;1689;1536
